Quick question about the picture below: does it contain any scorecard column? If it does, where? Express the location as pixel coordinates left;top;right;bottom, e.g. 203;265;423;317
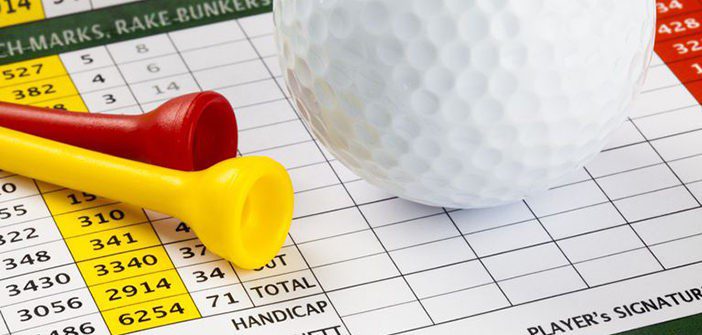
0;59;106;335
40;188;200;334
232;12;430;334
0;178;105;334
105;31;259;319
167;18;328;319
60;46;141;115
626;0;702;269
163;17;348;334
0;55;88;112
106;34;200;113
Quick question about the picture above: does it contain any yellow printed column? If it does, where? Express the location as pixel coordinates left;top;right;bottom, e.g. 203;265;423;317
0;55;88;112
0;56;88;194
43;191;200;334
0;0;45;28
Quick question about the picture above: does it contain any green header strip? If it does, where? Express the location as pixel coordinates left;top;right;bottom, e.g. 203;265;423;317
617;313;702;335
0;0;272;65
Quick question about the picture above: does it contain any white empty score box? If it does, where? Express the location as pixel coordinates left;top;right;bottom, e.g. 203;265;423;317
634;105;702;139
257;141;326;168
328;277;416;316
669;155;702;183
180;40;258;71
633;208;702;245
464;220;551;257
499;266;586;304
421;284;509;323
329;160;359;182
250;35;277;57
239;120;311;153
275;77;291;97
482;243;569;281
596;164;680;200
235;100;298;130
405;261;493;299
450;202;534;235
558;226;644;263
316;141;336;160
390;237;476;274
343;302;431;335
651;235;702;268
345;179;394;204
264;55;283;77
169;21;244;51
194;59;270;90
652;130;702;161
602;121;646;150
552;168;591;187
360;198;444;227
293;184;354;218
313;253;398;291
297;230;384;268
629;85;697;118
688;182;702;202
586;143;661;177
574;249;661;286
374;215;458;251
540;203;625;239
526;181;607;217
239;14;275;36
288;163;339;192
217;79;284;108
614;186;698;222
290;208;369;243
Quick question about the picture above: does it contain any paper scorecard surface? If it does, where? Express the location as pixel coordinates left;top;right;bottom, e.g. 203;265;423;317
0;1;702;334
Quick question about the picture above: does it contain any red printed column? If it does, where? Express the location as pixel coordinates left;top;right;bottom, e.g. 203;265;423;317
655;0;702;102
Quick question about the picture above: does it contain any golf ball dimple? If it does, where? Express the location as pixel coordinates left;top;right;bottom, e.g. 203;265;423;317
274;0;656;208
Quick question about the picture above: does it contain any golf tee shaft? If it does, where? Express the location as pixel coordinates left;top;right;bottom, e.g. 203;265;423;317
0;126;188;215
0;101;142;157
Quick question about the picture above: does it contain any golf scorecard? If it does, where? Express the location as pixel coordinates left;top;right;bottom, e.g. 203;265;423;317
1;0;702;334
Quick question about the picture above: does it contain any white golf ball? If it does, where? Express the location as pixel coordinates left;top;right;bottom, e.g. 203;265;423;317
274;0;656;208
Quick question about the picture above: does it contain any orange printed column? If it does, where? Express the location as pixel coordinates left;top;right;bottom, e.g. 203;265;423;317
655;0;702;102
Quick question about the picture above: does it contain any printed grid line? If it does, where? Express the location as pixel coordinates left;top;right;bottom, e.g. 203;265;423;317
582;167;667;271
